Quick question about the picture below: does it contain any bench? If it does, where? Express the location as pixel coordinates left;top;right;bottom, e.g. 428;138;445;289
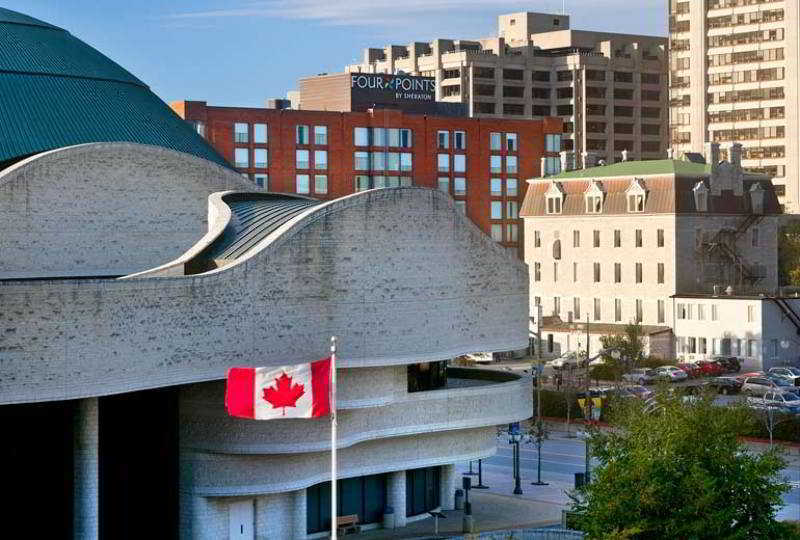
336;514;361;536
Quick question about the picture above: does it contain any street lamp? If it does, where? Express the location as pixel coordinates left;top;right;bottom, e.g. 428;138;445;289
509;423;523;495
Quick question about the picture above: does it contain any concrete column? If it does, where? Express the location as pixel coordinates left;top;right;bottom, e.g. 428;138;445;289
292;489;307;540
73;398;99;540
439;464;457;511
387;471;407;527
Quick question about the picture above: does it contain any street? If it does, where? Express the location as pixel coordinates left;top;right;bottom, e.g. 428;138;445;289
457;431;800;523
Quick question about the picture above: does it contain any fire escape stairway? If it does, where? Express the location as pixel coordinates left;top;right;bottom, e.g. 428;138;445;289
768;297;800;336
703;214;764;286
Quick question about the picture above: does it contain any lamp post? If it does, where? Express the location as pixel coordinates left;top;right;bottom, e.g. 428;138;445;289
509;423;523;495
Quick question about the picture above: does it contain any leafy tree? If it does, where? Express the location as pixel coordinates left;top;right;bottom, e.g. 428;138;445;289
594;322;646;381
778;221;800;286
571;391;792;539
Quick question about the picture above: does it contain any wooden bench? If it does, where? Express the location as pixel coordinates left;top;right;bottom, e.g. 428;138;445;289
336;514;361;536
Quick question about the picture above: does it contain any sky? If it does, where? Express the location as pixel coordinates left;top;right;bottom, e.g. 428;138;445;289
5;1;666;107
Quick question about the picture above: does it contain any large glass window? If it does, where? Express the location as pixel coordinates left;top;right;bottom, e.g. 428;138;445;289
314;150;328;170
400;153;413;171
296;149;309;169
545;134;561;152
407;362;447;393
543;157;560;175
406;467;441;517
454;154;466;173
254;174;268;190
437;177;449;193
506;178;518;196
437;154;449;172
307;474;387;534
490;155;503;174
506;156;518;174
234;122;249;143
371;152;385;171
253;123;267;144
507;224;518;242
296;174;310;194
387;152;400;171
388;128;400;147
354;151;369;170
355;175;370;191
454;177;466;196
491;201;503;219
354;127;369;146
506;133;518;152
490;178;503;196
372;127;387;147
437;130;449;149
254;148;268;169
314;125;328;145
507;201;518;219
491;224;503;242
400;129;412;148
490;132;502;151
314;175;328;194
296;125;309;145
234;148;249;168
454;131;466;150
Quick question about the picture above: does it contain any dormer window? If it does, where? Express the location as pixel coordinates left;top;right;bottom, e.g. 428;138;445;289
545;182;565;215
749;183;765;215
584;181;604;214
693;181;709;212
625;178;647;213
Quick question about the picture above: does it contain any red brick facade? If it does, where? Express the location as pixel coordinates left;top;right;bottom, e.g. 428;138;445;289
171;101;562;253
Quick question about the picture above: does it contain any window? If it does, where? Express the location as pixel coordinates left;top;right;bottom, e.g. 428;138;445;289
614;263;622;283
573;230;580;248
574;297;581;320
552;239;561;260
438;177;449;193
534;262;542;281
296;149;310;169
553;297;561;317
573;262;578;282
314;175;328;194
490;133;502;151
554;262;559;282
615;299;622;322
454;177;466;196
506;133;518;152
399;129;412;148
507;201;518;219
372;128;387;147
534;231;541;248
545;134;561;152
296;125;309;145
752;228;759;247
454;154;466;173
635;263;643;283
313;125;328;145
546;195;562;214
747;340;757;358
506;178;517;196
355;175;370;192
594;262;601;282
354;151;369;170
543;157;561;175
586;194;602;213
687;337;697;354
657;300;665;323
253;148;267;169
593;230;600;248
490;156;503;174
657;263;664;284
635;299;643;323
296;174;310;194
254;174;268;190
354;127;369;146
314;150;328;170
594;298;601;321
657;229;664;247
437;130;449;149
698;304;705;321
491;201;503;219
371;152;385;171
635;229;643;247
234;122;249;143
614;230;621;248
491;224;503;242
747;305;755;322
507;224;518;242
400;153;413;171
506;156;518;174
711;304;718;321
628;193;644;212
387;152;400;171
677;303;686;320
234;148;249;168
254;123;267;144
454;131;466;150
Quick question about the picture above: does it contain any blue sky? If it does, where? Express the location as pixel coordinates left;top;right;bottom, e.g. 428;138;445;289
6;1;665;107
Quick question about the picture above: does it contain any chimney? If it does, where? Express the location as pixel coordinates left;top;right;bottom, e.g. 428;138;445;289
666;148;675;159
560;151;576;172
621;149;629;162
540;156;547;177
729;143;743;169
704;143;720;172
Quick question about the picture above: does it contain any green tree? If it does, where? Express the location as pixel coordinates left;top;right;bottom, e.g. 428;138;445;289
594;322;645;381
571;391;792;539
778;221;800;286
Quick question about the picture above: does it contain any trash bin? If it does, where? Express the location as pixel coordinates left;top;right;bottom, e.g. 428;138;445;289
454;488;464;510
382;505;395;529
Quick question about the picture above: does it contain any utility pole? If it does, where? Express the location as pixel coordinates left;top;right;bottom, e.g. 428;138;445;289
584;314;591;483
532;304;548;486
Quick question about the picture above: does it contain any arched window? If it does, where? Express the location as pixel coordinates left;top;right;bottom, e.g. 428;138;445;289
553;239;562;260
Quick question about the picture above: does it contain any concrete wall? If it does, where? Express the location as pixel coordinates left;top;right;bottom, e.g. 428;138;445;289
0;188;529;405
0;142;252;279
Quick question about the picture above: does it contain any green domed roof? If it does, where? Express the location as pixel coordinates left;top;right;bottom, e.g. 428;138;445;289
0;8;229;168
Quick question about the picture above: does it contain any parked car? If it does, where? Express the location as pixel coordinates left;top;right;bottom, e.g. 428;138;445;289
768;366;800;385
614;385;654;400
546;352;582;369
767;376;800;397
736;371;765;384
741;376;796;397
622;368;658;385
653;366;689;383
706;376;743;395
710;356;741;373
747;391;800;415
676;363;702;378
695;360;725;377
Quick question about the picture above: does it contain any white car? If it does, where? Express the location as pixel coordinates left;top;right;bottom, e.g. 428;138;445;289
545;352;581;369
768;367;800;385
747;391;800;415
653;366;689;382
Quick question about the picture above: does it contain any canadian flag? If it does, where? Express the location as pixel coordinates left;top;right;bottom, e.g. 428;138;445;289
225;358;332;420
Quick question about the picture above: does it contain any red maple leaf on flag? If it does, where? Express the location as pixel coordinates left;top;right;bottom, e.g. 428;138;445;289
263;372;305;415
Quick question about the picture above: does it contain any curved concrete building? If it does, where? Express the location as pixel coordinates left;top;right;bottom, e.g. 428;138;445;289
0;148;531;538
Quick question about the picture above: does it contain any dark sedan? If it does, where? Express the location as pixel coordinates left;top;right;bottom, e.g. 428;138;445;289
706;376;743;395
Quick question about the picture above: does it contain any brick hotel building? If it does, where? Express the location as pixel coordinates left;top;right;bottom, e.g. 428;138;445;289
171;99;563;252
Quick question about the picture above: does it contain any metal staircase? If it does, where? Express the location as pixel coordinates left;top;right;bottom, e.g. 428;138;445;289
701;214;765;287
768;296;800;336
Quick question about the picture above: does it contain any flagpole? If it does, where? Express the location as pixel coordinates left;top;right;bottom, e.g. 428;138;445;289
330;336;338;540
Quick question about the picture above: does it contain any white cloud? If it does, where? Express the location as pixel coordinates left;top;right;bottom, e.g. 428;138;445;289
165;0;661;27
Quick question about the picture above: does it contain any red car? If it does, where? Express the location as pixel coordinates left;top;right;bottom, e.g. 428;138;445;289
677;363;702;378
695;360;724;376
736;371;765;384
